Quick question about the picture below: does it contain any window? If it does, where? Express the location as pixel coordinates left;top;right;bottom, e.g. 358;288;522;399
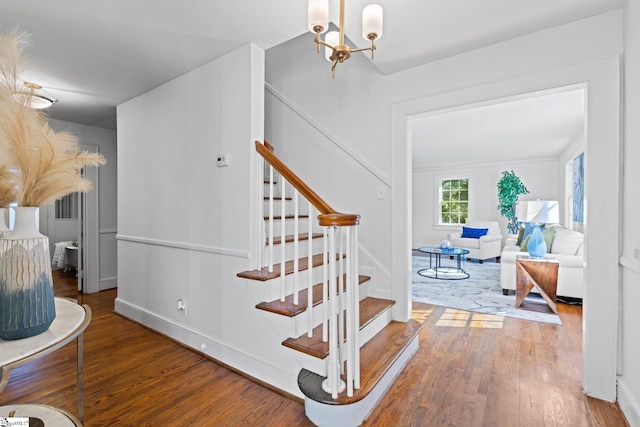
55;193;79;219
440;178;468;225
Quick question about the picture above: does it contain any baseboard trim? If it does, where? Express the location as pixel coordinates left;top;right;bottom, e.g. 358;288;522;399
99;277;117;290
114;297;303;399
618;377;640;427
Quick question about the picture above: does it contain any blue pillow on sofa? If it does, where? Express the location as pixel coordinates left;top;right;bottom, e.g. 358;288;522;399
461;227;489;239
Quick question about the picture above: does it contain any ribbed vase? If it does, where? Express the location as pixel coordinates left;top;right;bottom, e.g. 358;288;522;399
0;208;9;238
0;207;56;340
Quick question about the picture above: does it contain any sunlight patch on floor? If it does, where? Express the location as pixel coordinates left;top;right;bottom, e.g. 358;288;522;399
436;308;504;329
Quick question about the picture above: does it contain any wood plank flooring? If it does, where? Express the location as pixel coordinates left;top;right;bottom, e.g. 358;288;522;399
0;271;629;426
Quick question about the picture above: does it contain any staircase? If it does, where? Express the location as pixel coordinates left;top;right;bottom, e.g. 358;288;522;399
237;141;422;426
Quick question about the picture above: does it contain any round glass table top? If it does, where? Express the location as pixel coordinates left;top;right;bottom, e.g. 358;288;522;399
418;246;470;255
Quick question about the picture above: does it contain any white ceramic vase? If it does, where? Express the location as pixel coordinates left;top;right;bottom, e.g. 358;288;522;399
0;206;56;340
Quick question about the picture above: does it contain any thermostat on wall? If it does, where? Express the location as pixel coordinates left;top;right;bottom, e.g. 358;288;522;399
216;153;230;167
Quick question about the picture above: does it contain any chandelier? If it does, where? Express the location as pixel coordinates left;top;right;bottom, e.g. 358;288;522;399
308;0;383;78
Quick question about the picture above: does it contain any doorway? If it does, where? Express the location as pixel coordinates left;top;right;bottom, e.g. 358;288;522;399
391;56;621;401
39;143;100;294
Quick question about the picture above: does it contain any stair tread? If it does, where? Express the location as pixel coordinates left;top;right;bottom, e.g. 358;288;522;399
282;297;395;359
264;214;310;220
237;253;340;281
263;196;292;201
297;318;424;405
255;275;371;317
267;232;323;246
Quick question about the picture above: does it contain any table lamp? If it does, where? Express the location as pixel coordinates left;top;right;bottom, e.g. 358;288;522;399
516;200;559;258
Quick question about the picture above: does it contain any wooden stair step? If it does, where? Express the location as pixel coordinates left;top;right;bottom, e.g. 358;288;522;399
267;232;323;246
264;214;310;220
255;275;371;317
297;318;423;405
263;196;292;201
237;253;341;282
282;297;395;359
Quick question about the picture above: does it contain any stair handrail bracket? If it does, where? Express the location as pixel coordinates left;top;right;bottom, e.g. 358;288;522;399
255;140;361;399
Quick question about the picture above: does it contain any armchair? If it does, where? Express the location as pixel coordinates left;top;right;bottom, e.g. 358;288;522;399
447;220;503;263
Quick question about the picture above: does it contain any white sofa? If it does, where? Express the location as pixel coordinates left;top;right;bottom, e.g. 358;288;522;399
500;226;584;299
447;220;503;263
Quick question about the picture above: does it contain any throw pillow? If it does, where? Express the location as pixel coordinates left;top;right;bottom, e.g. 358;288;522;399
541;227;555;253
515;226;525;246
461;227;489;239
520;236;530;252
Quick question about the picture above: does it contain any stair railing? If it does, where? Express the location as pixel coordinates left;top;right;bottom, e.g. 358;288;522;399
256;141;360;398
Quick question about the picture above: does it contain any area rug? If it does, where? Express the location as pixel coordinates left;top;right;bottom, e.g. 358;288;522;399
412;256;562;325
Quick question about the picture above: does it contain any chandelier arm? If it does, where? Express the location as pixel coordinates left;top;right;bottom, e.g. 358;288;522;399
315;39;337;50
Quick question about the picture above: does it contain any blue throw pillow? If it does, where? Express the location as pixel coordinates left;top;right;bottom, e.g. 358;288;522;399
461;227;489;239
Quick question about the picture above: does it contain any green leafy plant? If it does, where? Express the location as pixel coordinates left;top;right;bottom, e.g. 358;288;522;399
497;170;529;234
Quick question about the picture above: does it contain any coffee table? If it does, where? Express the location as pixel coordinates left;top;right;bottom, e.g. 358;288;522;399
417;246;470;280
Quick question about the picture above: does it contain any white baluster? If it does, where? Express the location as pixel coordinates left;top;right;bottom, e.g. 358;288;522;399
322;227;328;343
308;202;314;338
293;190;299;306
280;178;286;302
346;226;354;397
268;166;274;273
353;225;360;390
338;228;345;375
322;226;345;399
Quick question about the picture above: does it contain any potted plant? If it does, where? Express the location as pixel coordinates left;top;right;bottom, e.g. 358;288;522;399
497;170;529;235
0;31;106;339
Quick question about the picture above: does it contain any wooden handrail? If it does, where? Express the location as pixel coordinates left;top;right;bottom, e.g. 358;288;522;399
256;141;359;227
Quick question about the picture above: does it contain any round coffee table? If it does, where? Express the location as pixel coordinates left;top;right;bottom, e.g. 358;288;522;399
417;246;470;280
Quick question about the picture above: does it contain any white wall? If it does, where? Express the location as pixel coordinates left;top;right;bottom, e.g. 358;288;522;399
116;44;314;397
619;1;640;425
48;119;118;290
412;159;561;248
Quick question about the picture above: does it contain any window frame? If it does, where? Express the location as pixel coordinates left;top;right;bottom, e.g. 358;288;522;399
434;175;470;229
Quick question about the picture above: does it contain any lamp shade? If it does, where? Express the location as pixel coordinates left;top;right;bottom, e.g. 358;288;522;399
324;31;339;61
516;200;559;224
362;4;383;40
308;0;329;33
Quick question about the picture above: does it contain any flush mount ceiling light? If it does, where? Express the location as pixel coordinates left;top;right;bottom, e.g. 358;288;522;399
13;81;58;109
308;0;383;78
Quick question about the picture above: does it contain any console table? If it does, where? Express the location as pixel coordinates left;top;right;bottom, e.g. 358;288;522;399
515;257;560;314
0;298;91;424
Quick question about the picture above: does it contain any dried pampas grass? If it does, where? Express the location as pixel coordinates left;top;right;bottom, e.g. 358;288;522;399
0;31;105;207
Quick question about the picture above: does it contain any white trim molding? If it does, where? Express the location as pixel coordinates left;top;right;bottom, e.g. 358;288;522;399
116;234;249;259
618;377;640;427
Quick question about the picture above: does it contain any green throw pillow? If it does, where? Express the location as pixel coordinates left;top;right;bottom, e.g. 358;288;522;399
516;226;525;246
541;227;555;253
520;229;555;253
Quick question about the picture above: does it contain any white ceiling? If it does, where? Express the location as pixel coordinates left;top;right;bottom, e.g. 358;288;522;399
411;88;587;169
1;0;620;132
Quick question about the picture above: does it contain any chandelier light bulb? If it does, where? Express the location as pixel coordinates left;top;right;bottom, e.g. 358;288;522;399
324;31;340;62
362;4;383;41
308;0;329;34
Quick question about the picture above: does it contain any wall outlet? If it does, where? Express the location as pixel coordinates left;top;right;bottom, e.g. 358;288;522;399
377;186;386;200
216;153;230;167
177;299;187;315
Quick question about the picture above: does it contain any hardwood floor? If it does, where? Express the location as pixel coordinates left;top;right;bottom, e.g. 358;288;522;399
0;271;629;426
